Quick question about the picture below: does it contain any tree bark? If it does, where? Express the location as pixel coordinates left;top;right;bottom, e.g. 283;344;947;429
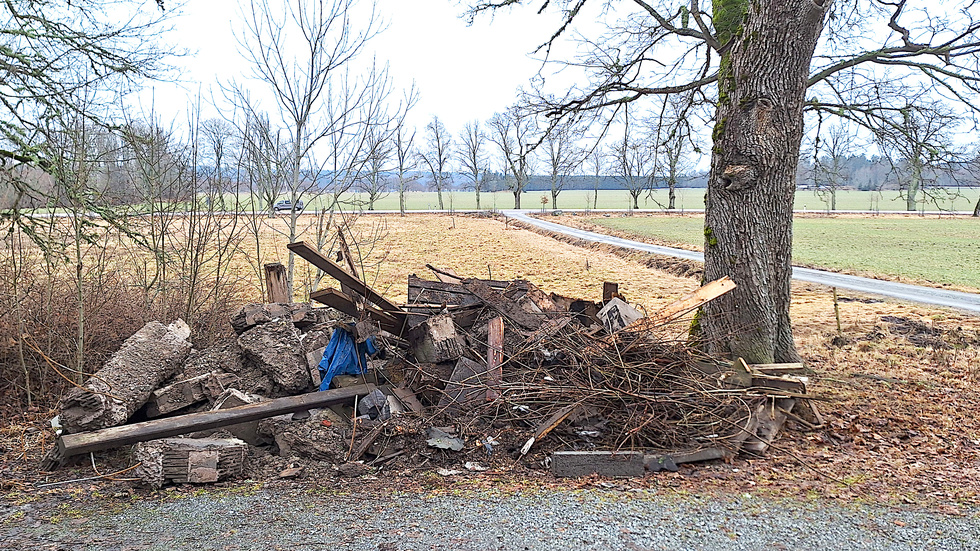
973;194;980;217
701;0;828;363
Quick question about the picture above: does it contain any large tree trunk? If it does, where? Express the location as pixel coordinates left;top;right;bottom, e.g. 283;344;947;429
973;194;980;217
701;0;828;363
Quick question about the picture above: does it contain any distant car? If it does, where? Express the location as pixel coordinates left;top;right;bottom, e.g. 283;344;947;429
274;199;303;213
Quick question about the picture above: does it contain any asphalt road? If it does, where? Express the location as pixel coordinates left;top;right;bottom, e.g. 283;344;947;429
505;210;980;315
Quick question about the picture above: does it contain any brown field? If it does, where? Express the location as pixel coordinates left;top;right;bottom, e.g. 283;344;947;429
3;213;980;507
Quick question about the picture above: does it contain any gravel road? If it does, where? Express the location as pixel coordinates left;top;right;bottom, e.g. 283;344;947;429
4;485;977;550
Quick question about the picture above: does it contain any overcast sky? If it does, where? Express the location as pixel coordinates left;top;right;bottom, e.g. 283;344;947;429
160;0;565;134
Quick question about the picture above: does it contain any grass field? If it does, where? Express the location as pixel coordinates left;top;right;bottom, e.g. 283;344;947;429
298;188;980;212
584;213;980;291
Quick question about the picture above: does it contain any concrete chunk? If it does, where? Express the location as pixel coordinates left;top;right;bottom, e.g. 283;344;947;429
551;451;645;478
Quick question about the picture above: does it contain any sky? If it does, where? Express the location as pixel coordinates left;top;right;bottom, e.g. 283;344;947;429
158;0;569;135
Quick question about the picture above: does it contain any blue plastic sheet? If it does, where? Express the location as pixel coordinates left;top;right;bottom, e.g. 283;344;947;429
317;326;377;391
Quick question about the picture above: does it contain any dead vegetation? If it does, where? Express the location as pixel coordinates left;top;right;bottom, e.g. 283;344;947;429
1;214;979;509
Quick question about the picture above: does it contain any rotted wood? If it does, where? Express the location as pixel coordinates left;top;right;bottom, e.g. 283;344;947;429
463;279;542;331
264;263;291;303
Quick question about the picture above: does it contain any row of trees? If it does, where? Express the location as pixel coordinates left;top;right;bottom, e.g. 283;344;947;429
5;0;980;404
376;98;697;212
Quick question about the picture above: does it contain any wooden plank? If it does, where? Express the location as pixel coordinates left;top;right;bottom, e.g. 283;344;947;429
407;275;481;306
463;279;542;331
336;228;360;280
426;264;463;284
52;384;378;465
749;362;808;375
624;276;737;331
288;241;403;313
520;403;579;456
309;287;405;334
264;263;290;303
551;451;645;478
424;265;519;290
486;316;504;400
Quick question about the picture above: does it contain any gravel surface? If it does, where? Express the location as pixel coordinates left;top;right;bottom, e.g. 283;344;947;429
3;485;978;550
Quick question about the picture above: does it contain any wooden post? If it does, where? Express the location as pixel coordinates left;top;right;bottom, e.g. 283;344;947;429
602;282;619;302
264;263;290;303
487;316;504;400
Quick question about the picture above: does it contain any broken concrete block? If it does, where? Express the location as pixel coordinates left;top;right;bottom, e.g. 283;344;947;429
132;437;248;488
597;298;644;334
180;341;246;379
550;451;645;478
256;415;348;462
144;372;240;418
59;320;193;434
238;320;312;393
211;389;262;445
408;313;463;363
230;303;312;334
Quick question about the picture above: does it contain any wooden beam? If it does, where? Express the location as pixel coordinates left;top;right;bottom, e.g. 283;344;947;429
288;241;403;313
309;287;405;334
50;384;377;466
602;281;619;302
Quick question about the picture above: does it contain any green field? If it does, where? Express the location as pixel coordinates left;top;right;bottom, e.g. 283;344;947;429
299;188;980;212
587;214;980;291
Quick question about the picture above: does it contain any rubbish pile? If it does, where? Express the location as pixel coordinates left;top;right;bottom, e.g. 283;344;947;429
41;240;821;486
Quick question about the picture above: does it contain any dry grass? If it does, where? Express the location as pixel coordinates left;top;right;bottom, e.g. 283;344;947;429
3;212;978;507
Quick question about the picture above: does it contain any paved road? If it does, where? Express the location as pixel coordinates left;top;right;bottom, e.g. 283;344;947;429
506;210;980;315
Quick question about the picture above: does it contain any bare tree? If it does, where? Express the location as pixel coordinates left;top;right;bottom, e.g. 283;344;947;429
610;120;656;211
393;121;419;215
541;120;581;209
583;146;606;211
420;116;453;210
459;120;489;209
487;106;537;209
872;102;960;212
811;123;856;211
356;126;393;210
232;0;385;290
468;1;980;363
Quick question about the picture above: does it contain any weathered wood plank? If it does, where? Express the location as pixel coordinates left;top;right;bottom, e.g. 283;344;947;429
463;279;542;331
51;384;377;465
288;241;403;313
309;287;405;334
407;275;481;307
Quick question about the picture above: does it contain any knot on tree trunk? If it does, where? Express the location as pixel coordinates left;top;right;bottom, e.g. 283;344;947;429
721;164;757;190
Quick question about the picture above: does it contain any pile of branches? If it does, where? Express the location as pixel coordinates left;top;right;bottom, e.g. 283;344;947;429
470;320;756;454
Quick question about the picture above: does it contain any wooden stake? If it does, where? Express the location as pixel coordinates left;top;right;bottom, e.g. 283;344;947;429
264;263;290;303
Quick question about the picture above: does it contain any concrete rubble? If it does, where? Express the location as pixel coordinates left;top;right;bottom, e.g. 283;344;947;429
42;241;816;487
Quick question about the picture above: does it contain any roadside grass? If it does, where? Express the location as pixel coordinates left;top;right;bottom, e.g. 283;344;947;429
584;213;980;291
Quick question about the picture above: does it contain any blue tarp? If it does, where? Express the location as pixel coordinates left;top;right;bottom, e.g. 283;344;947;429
317;326;377;391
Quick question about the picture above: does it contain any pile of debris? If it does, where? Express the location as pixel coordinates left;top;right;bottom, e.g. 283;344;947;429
41;240;821;486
